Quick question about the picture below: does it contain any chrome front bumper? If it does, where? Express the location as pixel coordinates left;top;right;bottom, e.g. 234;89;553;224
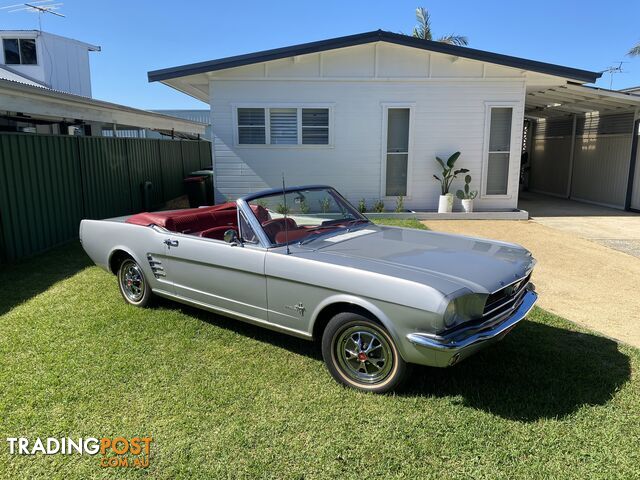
406;290;538;367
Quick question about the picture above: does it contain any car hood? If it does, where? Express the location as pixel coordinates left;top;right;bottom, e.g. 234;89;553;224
305;225;535;294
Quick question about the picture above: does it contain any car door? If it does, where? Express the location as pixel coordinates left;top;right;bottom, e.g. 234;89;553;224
162;230;268;322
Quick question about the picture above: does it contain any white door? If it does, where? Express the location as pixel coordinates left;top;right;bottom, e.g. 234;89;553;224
383;107;411;197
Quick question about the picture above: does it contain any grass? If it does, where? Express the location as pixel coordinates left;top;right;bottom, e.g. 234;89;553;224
372;217;428;229
0;221;638;479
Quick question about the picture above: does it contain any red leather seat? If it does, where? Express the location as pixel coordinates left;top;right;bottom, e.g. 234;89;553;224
274;228;310;244
262;218;297;241
251;204;271;223
200;226;237;241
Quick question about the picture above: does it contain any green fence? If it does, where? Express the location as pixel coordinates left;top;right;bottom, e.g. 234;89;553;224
0;133;212;263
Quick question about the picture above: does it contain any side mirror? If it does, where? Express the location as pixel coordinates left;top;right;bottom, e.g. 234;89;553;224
224;229;241;245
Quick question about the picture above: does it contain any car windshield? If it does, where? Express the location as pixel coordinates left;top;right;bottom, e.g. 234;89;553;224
246;187;369;246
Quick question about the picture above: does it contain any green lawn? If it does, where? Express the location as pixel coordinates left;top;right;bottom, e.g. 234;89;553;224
373;217;429;229
0;223;639;479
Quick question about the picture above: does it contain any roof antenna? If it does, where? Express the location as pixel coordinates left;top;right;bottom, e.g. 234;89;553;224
2;1;66;31
281;173;290;255
599;61;628;89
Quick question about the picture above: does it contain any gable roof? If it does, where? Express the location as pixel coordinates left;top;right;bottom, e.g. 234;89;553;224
148;29;601;84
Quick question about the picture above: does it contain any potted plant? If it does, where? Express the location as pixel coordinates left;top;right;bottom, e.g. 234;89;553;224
456;174;478;213
433;152;468;213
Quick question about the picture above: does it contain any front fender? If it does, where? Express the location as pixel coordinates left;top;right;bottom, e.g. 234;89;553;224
309;294;433;363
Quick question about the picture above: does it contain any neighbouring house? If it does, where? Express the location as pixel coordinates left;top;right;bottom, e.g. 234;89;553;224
1;29;99;96
0;29;205;138
149;30;640;212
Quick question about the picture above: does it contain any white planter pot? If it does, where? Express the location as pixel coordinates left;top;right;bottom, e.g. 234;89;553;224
438;194;454;213
461;199;474;213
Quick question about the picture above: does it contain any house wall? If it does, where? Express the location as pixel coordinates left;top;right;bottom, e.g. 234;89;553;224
209;43;529;211
40;32;93;97
0;31;94;97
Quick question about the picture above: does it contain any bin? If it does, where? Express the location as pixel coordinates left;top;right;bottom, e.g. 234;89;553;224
184;176;207;208
189;169;214;205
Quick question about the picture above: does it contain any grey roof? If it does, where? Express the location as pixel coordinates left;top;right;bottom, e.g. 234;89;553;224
0;65;47;88
148;30;601;84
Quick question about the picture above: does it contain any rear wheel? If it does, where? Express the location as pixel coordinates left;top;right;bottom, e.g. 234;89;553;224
322;312;408;393
117;258;153;307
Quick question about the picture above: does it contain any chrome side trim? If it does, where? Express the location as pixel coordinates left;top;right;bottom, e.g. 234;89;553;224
152;288;313;340
407;291;538;352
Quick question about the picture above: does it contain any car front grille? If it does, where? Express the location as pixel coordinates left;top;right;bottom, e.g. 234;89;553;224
483;274;531;319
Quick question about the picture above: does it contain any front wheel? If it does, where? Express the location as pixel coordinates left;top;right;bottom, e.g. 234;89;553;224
322;312;408;393
117;258;153;307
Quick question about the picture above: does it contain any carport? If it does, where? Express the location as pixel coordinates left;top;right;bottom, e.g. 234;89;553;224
524;84;640;212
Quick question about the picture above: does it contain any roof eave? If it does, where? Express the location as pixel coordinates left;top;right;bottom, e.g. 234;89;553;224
148;30;601;85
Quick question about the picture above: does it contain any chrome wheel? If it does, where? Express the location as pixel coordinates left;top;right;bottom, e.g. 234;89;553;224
119;259;145;303
335;325;393;384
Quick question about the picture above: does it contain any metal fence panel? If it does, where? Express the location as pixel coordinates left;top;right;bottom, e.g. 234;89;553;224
79;137;132;220
160;141;185;201
126;140;163;211
0;134;83;261
181;141;201;176
199;141;212;169
0;133;212;262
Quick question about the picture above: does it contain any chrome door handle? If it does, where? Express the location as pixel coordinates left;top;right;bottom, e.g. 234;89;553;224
164;239;179;248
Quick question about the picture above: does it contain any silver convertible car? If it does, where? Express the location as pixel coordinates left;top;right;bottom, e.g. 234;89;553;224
80;185;537;392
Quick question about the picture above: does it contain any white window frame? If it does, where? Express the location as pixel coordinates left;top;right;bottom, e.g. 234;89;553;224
232;103;334;148
2;37;38;66
380;102;415;200
480;102;518;199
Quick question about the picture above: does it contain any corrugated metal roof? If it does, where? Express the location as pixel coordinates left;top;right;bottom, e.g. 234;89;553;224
0;65;46;88
0;78;206;134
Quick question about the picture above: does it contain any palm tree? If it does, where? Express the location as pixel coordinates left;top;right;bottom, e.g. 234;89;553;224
411;7;468;46
629;42;640;57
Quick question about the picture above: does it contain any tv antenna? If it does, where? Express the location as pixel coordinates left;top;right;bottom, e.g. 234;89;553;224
600;61;628;89
1;1;65;30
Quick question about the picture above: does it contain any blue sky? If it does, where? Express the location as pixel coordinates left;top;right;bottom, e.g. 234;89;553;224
4;0;640;109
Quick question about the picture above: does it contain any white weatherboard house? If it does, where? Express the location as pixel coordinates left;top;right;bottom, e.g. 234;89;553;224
149;30;640;212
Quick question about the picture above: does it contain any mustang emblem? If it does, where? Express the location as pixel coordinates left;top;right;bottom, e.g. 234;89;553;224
284;302;305;316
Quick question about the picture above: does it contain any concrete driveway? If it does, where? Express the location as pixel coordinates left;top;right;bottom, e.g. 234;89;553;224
521;192;640;258
423;205;640;347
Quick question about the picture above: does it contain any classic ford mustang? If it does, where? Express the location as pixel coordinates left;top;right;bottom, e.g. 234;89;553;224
80;185;537;392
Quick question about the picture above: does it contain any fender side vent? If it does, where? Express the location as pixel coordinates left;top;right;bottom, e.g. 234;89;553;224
147;254;165;278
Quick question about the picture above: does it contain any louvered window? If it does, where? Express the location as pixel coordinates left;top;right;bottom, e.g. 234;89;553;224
236;106;331;146
237;108;265;144
302;109;329;145
270;108;298;144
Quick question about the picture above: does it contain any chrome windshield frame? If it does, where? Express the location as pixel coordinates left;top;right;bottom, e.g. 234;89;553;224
239;186;369;248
